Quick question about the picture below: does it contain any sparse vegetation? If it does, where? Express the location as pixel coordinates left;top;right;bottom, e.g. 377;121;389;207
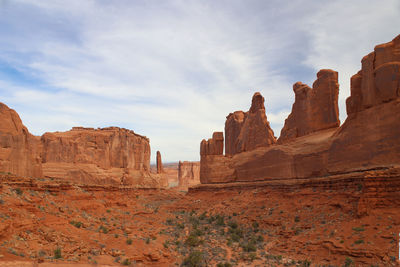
182;250;205;267
54;248;62;259
69;220;82;228
15;188;23;195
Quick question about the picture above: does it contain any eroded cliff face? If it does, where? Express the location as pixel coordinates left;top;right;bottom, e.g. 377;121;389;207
0;103;42;178
200;34;400;184
178;161;200;190
225;92;276;155
0;107;161;187
279;69;340;143
41;127;152;186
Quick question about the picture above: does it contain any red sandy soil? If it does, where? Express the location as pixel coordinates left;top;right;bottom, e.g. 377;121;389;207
0;173;399;267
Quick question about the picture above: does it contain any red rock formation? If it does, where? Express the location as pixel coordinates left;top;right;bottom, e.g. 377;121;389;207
225;111;245;156
0;103;42;178
279;69;340;142
225;92;276;155
200;34;400;184
178;161;200;190
156;151;163;174
200;132;224;156
346;34;400;114
41;127;152;186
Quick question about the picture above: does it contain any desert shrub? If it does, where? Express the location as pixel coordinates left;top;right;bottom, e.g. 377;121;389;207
182;250;205;267
294;215;300;222
192;228;203;237
185;234;201;247
54;248;62;259
199;212;207;220
354;239;364;244
99;225;108;233
215;215;225;226
126;238;132;245
69;220;82;228
15;188;23;195
122;258;131;265
352;226;365;232
344;257;354;267
300;259;311;267
240;241;257;252
217;263;232;267
227;221;238;229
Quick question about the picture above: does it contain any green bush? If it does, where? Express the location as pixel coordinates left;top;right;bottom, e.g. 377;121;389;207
126;238;133;245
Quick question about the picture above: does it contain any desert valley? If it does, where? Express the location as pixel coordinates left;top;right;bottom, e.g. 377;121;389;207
0;31;399;267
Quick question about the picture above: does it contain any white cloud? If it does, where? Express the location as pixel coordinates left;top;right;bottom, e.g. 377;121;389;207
0;0;399;162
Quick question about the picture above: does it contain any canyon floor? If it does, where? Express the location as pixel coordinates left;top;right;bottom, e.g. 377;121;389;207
0;171;399;267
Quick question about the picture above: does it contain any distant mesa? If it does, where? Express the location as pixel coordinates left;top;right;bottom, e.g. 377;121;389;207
200;34;400;184
0;102;165;188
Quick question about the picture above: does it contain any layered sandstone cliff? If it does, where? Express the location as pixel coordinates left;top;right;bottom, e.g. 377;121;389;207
225;92;276;155
279;69;340;143
178;161;200;190
200;34;400;184
41;127;153;186
0;106;163;187
0;103;42;178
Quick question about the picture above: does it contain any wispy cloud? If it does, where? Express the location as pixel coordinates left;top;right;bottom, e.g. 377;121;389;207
0;0;399;162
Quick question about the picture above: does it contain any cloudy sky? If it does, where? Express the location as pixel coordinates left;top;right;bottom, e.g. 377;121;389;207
0;0;399;163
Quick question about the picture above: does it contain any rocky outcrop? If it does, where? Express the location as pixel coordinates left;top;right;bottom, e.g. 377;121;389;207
279;69;340;143
200;34;400;184
0;104;163;187
156;151;163;174
178;161;200;190
41;127;152;186
346;34;400;114
200;132;224;156
0;103;42;178
225;92;276;155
